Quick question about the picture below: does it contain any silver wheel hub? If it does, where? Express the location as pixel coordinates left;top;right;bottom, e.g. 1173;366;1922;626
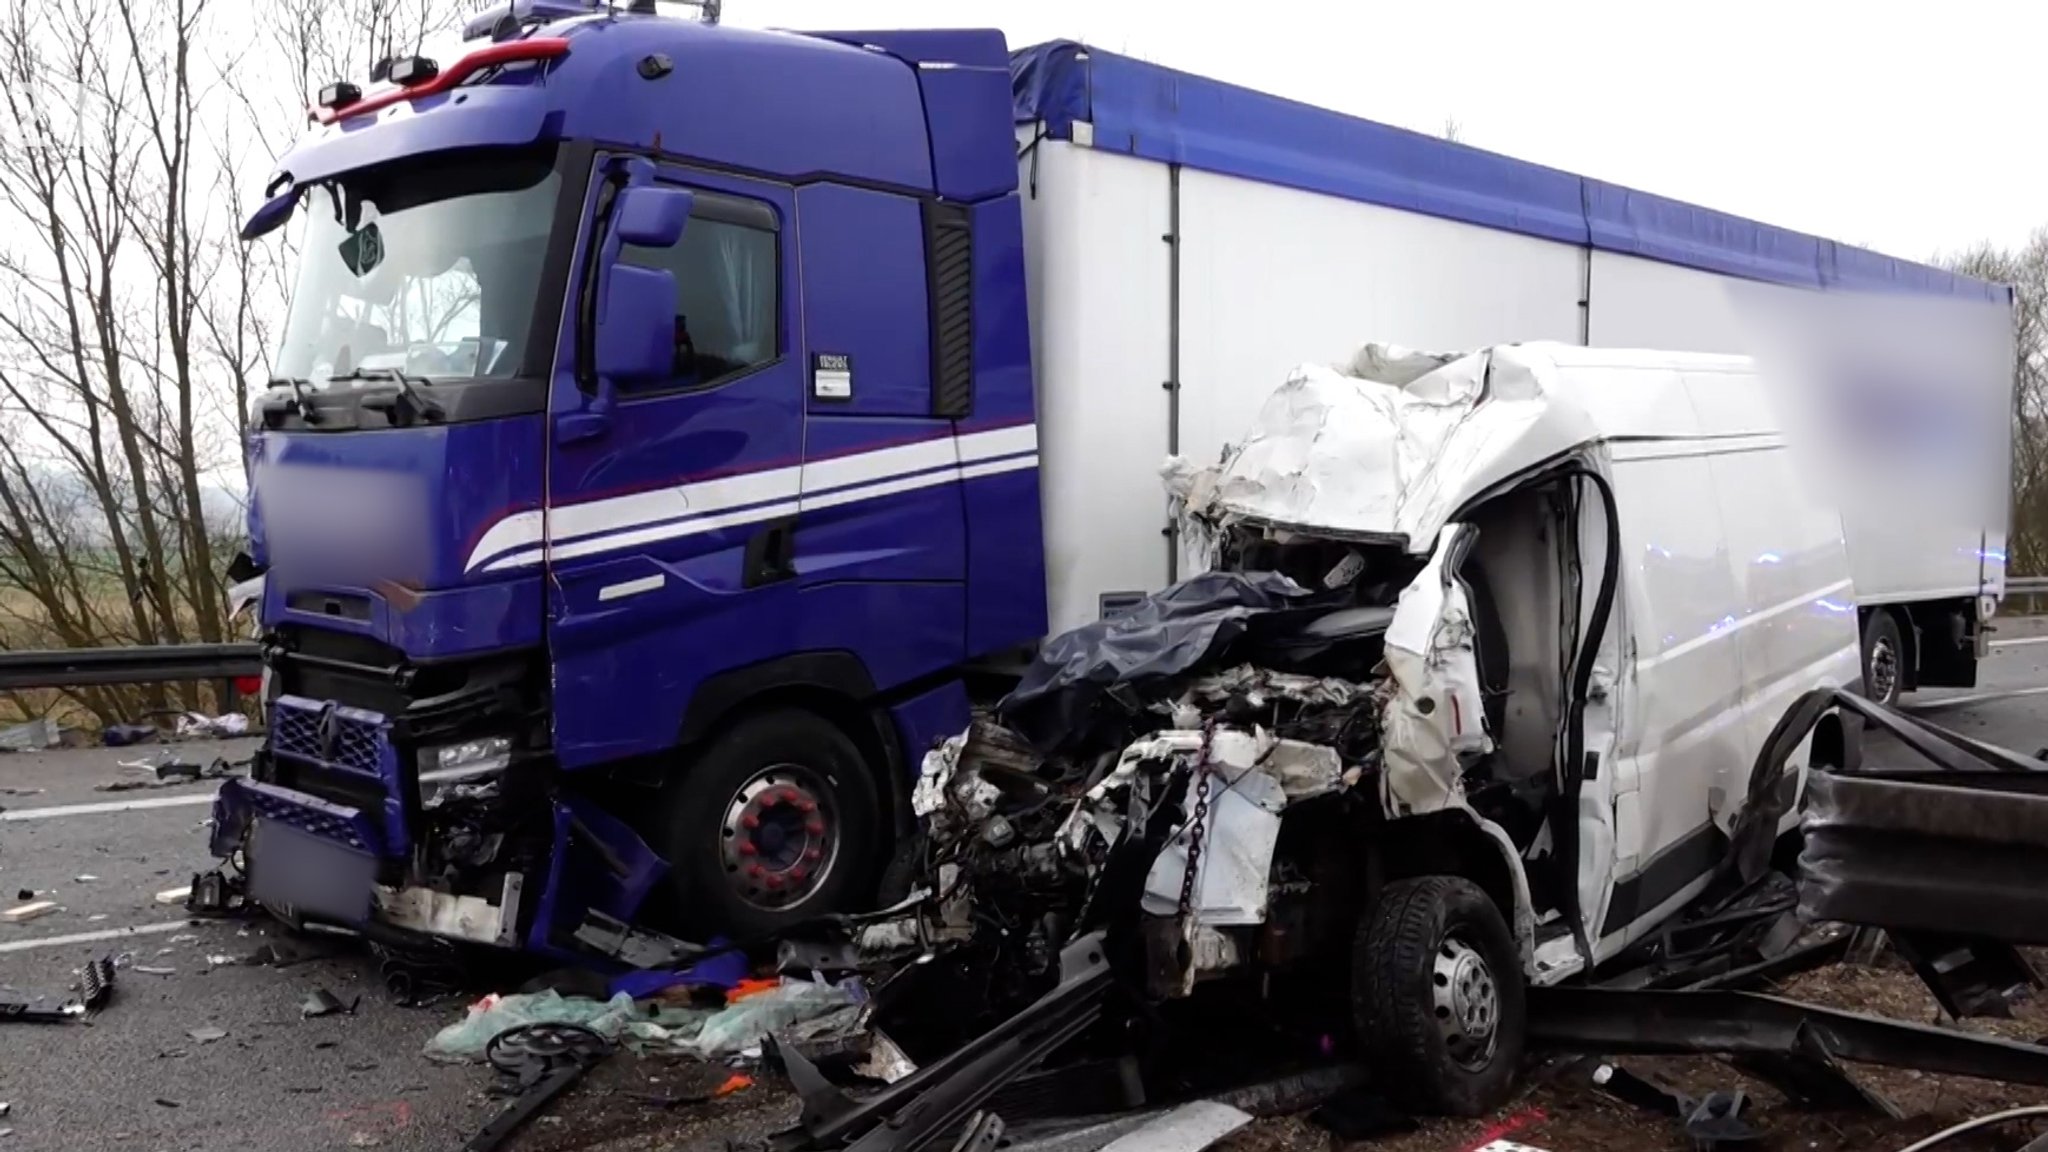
1432;935;1499;1070
718;764;839;912
1870;636;1899;701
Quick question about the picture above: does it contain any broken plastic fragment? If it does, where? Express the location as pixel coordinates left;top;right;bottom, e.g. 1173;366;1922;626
302;988;360;1018
187;1026;227;1044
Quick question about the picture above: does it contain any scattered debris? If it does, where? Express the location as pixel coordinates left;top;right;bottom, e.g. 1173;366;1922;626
187;1026;228;1044
1529;985;2048;1085
155;886;192;906
98;754;244;792
1;957;114;1024
99;723;157;748
1683;1090;1759;1148
73;875;96;883
185;869;248;918
174;711;250;739
303;988;361;1018
3;902;55;924
131;966;176;977
154;1098;180;1110
11;889;31;902
0;717;61;751
461;1023;614;1152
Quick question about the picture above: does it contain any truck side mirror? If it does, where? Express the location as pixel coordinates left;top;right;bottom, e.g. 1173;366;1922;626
595;265;679;382
613;186;692;248
240;187;298;241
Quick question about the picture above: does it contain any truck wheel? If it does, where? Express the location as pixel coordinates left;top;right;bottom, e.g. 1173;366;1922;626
660;709;880;939
1861;611;1905;706
1353;876;1525;1117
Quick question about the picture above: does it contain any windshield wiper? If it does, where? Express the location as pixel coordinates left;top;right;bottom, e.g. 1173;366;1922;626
263;376;321;425
330;368;446;426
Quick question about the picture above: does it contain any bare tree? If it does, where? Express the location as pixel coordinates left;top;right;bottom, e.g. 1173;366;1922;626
0;0;458;727
1441;115;1463;144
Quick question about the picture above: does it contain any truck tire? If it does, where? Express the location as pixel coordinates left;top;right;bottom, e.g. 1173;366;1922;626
659;709;880;939
1861;611;1905;707
1352;875;1525;1116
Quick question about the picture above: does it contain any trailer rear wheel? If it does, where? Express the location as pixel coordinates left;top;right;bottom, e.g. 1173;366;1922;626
1861;611;1906;707
1353;875;1525;1116
659;709;879;939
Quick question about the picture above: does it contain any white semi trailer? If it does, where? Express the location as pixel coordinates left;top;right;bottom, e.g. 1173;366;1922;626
1011;41;2015;705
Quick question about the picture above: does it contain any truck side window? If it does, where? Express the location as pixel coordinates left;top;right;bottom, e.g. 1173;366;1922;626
621;193;779;389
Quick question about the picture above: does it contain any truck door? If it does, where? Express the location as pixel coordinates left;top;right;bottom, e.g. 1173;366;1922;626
543;160;806;768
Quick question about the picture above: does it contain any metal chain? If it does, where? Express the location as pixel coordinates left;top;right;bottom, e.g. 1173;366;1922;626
1177;719;1217;922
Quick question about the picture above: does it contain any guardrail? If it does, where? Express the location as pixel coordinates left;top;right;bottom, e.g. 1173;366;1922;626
0;643;262;692
2006;577;2048;617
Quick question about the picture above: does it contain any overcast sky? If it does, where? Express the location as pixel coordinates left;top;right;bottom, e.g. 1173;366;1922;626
721;0;2042;264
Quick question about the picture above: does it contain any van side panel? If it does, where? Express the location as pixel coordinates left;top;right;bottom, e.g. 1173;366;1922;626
1606;449;1750;895
1700;445;1862;790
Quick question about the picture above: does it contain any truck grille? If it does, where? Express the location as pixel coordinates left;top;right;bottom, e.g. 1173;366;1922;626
266;694;415;859
272;698;385;776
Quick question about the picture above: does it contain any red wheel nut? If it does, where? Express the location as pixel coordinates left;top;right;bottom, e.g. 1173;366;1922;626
794;797;818;814
748;863;766;879
737;841;758;857
789;865;810;882
805;818;826;836
741;813;761;830
764;874;784;891
803;847;822;862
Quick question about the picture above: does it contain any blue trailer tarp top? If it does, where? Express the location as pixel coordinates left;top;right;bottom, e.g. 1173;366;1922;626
1010;40;2006;304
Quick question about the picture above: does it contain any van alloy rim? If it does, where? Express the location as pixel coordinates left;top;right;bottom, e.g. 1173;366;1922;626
720;764;840;911
1433;933;1500;1070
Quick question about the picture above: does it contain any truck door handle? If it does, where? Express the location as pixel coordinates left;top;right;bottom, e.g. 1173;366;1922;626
743;517;797;588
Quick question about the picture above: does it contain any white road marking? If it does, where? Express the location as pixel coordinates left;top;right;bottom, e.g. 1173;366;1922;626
1992;635;2048;650
0;919;191;955
1;793;216;821
0;763;493;822
1907;684;2048;712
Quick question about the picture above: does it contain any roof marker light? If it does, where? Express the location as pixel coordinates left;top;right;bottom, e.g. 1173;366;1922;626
309;37;571;125
385;56;440;86
316;81;362;110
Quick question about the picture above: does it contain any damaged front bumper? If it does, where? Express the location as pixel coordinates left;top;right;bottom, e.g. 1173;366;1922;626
214;695;666;955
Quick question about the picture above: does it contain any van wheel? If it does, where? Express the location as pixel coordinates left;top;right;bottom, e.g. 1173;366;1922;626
1861;612;1905;707
659;709;880;939
1353;876;1525;1116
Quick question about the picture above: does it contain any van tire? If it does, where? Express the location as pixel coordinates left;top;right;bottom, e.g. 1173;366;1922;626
658;709;879;940
1861;611;1906;707
1353;875;1525;1117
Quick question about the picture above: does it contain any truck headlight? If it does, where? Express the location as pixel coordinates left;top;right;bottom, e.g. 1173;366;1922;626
423;737;510;782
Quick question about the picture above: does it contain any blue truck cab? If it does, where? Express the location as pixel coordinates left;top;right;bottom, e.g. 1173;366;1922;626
219;7;1047;952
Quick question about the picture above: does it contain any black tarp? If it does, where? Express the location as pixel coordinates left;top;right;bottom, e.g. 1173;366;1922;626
996;571;1322;759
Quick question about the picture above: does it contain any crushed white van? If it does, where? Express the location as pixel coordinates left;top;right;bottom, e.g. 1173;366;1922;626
909;341;1862;1116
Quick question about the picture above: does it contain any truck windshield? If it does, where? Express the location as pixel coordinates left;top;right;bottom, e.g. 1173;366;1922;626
273;148;561;389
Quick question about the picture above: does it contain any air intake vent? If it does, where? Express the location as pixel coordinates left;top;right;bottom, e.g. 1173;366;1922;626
925;201;975;419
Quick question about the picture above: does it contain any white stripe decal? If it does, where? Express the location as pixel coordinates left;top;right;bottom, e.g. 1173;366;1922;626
958;424;1037;462
468;427;1041;574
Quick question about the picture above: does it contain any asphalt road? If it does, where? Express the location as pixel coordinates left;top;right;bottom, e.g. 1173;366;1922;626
4;632;2048;1151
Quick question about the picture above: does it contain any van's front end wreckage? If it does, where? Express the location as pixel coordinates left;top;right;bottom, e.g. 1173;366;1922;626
797;341;1721;1118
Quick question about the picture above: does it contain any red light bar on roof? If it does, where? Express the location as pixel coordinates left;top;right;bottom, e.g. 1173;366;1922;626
310;37;571;126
